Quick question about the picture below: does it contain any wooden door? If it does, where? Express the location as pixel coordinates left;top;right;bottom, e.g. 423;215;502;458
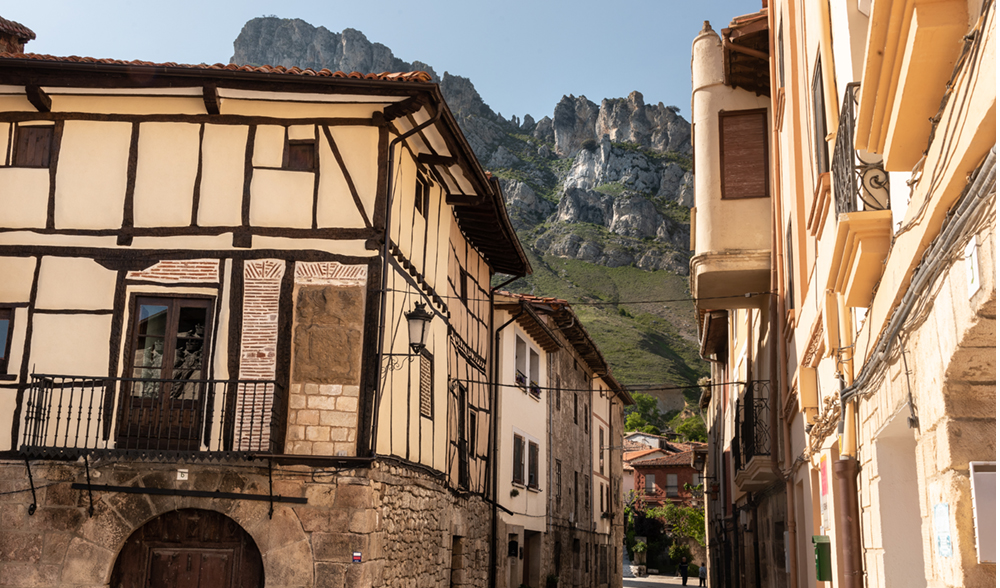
149;548;233;588
117;297;213;451
111;509;263;588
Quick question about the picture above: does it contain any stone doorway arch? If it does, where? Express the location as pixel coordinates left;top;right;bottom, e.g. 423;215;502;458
110;508;264;588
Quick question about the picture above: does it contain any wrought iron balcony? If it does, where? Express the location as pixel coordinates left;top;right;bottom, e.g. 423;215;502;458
529;380;542;399
833;82;890;215
20;374;280;460
733;380;778;490
515;369;527;389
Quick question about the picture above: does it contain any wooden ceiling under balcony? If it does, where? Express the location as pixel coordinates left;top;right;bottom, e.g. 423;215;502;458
722;11;770;97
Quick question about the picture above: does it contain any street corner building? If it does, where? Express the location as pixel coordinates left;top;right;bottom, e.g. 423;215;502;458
0;16;535;587
689;1;995;588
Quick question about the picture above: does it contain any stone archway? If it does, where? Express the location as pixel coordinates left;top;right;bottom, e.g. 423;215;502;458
110;508;264;588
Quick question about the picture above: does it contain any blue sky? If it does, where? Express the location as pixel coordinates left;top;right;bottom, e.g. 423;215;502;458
4;1;761;121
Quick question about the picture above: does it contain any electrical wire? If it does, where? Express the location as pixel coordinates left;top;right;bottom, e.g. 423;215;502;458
382;286;774;307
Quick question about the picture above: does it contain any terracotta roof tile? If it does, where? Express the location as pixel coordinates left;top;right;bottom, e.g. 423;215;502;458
0;17;35;42
632;450;696;468
623;448;663;462
0;52;433;82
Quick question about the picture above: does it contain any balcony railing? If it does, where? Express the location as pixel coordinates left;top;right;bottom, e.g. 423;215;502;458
20;374;280;460
529;380;542;399
733;380;771;472
515;369;527;389
832;82;890;215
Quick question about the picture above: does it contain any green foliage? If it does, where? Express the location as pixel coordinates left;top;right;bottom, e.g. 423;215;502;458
625;392;675;433
676;415;708;442
633;541;648;553
497;251;706;388
646;501;706;546
594;183;626;198
668;543;692;564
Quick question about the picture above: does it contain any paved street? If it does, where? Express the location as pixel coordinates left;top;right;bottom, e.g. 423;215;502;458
624;575;699;587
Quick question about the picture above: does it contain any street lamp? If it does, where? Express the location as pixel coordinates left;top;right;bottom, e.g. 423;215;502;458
405;302;433;353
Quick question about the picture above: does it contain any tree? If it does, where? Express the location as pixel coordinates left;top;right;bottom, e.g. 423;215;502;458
624;392;667;433
646;500;706;546
676;415;707;442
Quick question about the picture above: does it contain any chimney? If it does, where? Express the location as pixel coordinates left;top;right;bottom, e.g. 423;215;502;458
0;16;36;54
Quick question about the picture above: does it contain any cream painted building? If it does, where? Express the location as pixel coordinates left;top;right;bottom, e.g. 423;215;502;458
691;2;995;588
493;292;632;588
0;43;531;587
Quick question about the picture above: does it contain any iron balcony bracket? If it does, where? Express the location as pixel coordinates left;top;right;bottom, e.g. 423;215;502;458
23;458;37;515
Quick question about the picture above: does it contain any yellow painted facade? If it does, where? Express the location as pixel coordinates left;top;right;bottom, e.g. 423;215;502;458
692;1;995;587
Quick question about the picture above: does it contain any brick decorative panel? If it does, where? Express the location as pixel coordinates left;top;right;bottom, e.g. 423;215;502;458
236;259;284;450
126;259;220;283
294;261;367;286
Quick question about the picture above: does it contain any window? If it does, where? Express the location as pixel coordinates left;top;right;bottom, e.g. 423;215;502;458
515;336;527;388
12;124;53;168
573;392;579;424
777;17;785;88
555;377;561;411
584;475;590;515
600;483;605;513
415;173;429;217
468;409;476;456
574;471;579;521
555;459;563;506
459;268;469;306
528;441;539;489
786;222;795;310
599;427;605;475
283;138;316;171
419;351;433;418
692;473;701;488
119;296;213;449
812;55;830;175
513;434;525;484
528;348;540;398
584;404;589;433
667;474;679;497
719;109;769;200
0;307;13;375
645;474;655;493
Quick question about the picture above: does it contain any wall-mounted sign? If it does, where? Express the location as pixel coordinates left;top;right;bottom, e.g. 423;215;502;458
819;455;830;533
353;552;362;563
934;503;953;558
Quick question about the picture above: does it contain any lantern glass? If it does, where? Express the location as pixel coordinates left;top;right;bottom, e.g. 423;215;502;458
405;302;433;353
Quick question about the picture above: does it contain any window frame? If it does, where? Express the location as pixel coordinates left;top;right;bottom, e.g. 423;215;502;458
644;473;655;494
513;433;525;485
282;132;317;172
0;306;15;376
718;108;770;200
812;53;830;176
419;350;434;419
528;440;539;489
11;124;54;168
415;172;430;218
666;473;679;497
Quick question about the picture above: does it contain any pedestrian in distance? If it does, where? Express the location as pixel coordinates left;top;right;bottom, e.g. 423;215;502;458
680;556;689;586
699;562;707;587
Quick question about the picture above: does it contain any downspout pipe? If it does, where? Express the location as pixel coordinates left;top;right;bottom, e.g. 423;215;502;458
370;106;442;456
489;289;523;588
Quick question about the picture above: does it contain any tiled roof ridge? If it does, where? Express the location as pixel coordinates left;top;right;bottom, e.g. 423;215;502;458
0;17;35;42
632;450;695;467
0;52;433;82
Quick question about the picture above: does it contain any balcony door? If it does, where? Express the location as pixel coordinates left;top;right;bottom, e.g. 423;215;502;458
117;296;213;451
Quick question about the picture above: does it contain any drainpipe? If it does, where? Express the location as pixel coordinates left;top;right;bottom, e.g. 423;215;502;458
370;105;442;456
834;375;863;588
489;292;523;588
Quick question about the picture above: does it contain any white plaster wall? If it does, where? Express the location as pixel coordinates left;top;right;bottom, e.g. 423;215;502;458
35;257;116;310
0;256;37;303
133;122;200;227
253;125;285;168
250;169;315;228
30;314;112;376
50;95;204;115
0;167;49;228
221;100;382;119
198;124;247;227
325;126;379;223
55;121;131;230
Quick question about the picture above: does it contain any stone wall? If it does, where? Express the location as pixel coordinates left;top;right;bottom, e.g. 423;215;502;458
0;457;493;587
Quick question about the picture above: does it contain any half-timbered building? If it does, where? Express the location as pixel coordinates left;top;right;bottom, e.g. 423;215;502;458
0;47;527;587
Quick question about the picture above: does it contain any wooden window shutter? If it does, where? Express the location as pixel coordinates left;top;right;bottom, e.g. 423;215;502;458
812;55;830;175
13;125;53;168
513;435;525;484
719;109;769;200
419;352;433;418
